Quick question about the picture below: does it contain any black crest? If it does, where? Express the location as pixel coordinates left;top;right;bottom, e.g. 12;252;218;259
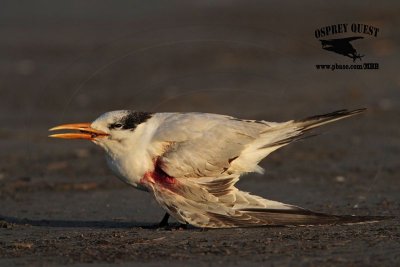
109;111;153;130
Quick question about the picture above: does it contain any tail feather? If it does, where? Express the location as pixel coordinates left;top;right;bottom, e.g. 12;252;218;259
203;206;391;228
239;207;390;226
295;108;366;130
230;190;390;226
229;108;367;176
258;108;366;150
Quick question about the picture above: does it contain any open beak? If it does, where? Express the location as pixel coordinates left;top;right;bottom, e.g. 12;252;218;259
49;123;109;140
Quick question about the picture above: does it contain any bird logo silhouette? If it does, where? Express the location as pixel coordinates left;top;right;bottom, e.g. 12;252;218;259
320;36;365;62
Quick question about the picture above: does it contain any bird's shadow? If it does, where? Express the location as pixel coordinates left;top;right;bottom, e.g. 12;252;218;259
0;214;176;230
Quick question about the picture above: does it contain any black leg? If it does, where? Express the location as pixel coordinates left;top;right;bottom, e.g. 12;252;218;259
158;212;170;227
178;223;188;229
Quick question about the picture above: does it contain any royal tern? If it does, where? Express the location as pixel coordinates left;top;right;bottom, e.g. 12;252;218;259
49;108;382;228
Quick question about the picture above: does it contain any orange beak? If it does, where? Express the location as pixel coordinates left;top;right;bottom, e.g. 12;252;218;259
49;123;109;140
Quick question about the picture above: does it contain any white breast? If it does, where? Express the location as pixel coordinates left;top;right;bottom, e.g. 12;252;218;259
103;116;166;190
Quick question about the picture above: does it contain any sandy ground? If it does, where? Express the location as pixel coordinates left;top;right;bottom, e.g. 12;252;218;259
0;1;399;266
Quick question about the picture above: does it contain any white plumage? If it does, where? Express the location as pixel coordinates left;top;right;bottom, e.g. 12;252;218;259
50;108;382;228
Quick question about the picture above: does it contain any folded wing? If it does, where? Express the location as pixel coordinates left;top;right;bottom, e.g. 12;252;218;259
144;109;377;228
147;175;383;228
153;109;366;178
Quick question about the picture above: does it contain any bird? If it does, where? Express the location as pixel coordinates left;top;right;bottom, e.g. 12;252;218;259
320;36;364;62
49;108;382;228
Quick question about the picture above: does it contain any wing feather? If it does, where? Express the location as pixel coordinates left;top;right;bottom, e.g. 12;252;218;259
143;175;382;228
152;109;366;179
153;113;268;178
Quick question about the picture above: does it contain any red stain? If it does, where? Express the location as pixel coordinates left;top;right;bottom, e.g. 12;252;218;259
140;158;176;187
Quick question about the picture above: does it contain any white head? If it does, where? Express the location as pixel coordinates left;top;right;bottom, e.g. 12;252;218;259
49;110;153;153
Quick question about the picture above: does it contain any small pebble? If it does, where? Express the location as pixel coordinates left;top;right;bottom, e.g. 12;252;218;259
335;176;346;183
75;148;90;158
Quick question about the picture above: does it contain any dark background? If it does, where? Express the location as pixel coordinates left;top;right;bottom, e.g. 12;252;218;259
0;1;399;266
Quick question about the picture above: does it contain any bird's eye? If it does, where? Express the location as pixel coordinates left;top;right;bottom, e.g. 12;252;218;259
110;123;123;129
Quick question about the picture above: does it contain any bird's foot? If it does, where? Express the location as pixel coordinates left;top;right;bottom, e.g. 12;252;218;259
156;212;170;228
153;213;190;230
177;223;188;230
